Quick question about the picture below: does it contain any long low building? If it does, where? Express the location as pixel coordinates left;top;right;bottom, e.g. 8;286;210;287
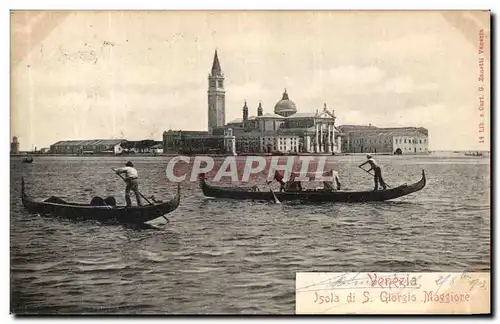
163;129;236;155
50;139;126;154
339;125;429;154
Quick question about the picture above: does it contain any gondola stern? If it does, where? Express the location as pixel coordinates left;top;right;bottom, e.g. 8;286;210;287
174;182;181;204
21;176;28;201
20;176;32;208
197;174;211;196
197;173;206;189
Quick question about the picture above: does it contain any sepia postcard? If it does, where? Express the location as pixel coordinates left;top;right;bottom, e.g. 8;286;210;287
10;10;491;315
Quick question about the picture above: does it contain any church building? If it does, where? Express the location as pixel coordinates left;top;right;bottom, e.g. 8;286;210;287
163;50;341;155
227;90;341;154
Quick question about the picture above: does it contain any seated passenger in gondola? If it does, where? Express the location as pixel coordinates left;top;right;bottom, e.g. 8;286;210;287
323;170;342;191
285;173;303;192
266;170;286;192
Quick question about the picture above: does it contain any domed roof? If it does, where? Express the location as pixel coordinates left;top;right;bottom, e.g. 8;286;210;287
274;89;297;116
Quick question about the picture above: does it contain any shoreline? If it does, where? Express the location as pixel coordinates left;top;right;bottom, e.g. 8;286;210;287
9;152;455;158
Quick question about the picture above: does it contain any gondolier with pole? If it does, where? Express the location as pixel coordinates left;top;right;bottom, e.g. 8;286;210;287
113;161;144;207
359;154;388;191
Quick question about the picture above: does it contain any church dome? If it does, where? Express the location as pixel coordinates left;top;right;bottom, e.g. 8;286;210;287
274;89;297;117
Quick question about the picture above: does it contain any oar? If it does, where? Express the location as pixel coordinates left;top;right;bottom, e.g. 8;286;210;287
267;183;281;204
358;166;391;188
111;168;153;205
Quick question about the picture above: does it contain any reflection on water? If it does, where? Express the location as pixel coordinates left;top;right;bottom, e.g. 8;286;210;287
10;155;490;314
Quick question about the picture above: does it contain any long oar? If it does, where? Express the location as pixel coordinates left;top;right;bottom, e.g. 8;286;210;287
267;183;281;204
112;168;153;205
358;166;391;188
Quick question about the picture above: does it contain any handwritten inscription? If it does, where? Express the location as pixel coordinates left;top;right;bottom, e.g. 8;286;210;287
296;272;490;314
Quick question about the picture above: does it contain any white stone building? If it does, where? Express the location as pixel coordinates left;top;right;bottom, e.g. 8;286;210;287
228;93;341;154
339;125;429;155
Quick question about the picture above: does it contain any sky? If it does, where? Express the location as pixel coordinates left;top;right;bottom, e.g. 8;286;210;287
10;10;491;151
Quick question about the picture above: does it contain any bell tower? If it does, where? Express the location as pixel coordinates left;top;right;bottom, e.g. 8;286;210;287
207;50;226;134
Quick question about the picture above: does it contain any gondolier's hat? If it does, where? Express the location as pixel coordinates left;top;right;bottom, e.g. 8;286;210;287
125;161;133;167
366;154;372;159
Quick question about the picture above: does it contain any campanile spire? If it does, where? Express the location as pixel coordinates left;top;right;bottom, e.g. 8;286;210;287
211;49;222;77
207;50;226;134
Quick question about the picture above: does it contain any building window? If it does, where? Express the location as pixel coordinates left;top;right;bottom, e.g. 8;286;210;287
419;139;422;144
404;139;406;144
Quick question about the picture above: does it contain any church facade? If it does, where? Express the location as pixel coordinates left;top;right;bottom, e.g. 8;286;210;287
227;95;341;154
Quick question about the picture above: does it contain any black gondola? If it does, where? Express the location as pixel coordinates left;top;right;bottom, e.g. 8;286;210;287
198;170;426;203
21;178;181;224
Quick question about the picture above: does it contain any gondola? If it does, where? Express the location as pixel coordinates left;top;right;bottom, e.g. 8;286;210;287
22;157;34;163
198;170;426;203
21;177;181;224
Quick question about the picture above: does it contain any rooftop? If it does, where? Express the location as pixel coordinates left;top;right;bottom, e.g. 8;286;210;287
227;118;243;124
352;130;427;137
286;112;317;119
256;113;283;119
51;139;126;146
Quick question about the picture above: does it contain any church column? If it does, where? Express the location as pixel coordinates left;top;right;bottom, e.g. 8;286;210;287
320;123;324;153
315;123;319;153
304;135;311;153
331;125;334;152
327;124;332;153
331;125;335;152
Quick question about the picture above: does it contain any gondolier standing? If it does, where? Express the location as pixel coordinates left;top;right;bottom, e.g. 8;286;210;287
113;161;143;207
359;154;387;191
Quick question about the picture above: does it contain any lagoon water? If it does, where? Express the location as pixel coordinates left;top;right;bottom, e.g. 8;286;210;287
10;155;490;314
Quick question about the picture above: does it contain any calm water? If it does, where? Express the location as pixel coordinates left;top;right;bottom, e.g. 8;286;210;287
10;155;490;314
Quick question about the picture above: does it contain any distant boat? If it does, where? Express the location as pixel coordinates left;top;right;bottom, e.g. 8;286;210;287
465;151;483;157
22;156;33;164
